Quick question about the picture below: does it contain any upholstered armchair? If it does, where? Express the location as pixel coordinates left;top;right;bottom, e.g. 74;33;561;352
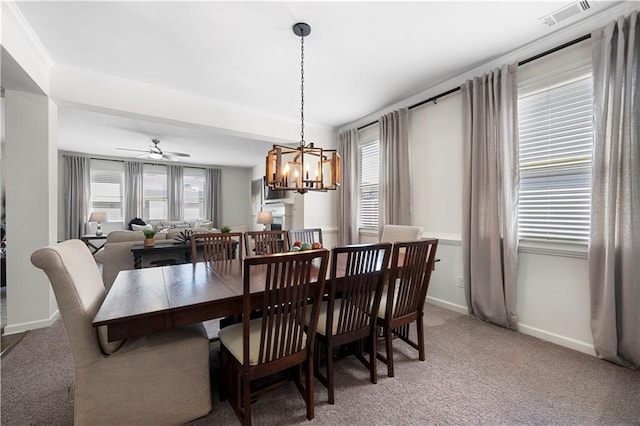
380;224;423;243
31;239;212;425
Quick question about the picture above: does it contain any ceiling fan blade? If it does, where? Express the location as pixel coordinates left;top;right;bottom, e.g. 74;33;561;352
117;147;149;153
163;151;191;158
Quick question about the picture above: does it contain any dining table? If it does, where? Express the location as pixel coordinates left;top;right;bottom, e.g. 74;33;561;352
93;256;328;342
93;249;436;343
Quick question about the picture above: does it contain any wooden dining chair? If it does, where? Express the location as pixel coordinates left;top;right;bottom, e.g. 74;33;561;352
191;232;243;264
244;230;288;256
308;242;392;404
218;249;329;426
376;238;438;377
288;228;323;247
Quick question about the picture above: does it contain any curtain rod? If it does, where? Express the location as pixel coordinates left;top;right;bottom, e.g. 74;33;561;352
356;33;592;131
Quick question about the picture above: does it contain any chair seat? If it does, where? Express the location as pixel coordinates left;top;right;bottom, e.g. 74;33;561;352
305;300;343;336
377;284;398;319
219;318;307;365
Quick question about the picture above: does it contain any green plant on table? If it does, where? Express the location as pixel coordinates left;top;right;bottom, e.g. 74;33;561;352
143;228;157;239
221;225;231;233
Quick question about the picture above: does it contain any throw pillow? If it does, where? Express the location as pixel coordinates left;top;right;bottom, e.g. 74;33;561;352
131;224;153;232
128;217;146;230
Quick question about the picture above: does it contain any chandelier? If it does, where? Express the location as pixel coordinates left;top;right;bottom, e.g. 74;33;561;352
265;22;340;194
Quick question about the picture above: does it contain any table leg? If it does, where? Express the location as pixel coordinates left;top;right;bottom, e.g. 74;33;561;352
134;254;142;269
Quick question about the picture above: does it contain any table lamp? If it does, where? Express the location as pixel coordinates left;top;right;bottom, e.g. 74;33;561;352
256;211;273;231
89;211;107;236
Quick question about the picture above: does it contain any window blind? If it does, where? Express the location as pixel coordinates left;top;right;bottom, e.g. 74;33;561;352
517;72;593;242
90;159;125;221
359;141;379;229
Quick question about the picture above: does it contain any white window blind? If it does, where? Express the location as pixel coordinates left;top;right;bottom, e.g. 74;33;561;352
517;68;593;242
90;159;124;221
183;167;205;220
358;125;380;229
143;164;168;220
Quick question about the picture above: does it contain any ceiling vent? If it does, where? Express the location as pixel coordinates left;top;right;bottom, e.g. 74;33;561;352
539;0;596;27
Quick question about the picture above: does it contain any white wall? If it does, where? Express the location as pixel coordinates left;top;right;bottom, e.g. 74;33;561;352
4;89;59;334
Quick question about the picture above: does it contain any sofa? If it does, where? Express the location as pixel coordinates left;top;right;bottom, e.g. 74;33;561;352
94;225;249;291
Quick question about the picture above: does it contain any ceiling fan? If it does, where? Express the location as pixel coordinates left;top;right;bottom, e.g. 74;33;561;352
116;139;191;162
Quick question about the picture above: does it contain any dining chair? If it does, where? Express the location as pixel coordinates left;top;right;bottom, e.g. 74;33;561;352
218;249;330;426
244;230;288;256
288;228;323;247
377;238;438;377
380;224;423;243
308;242;392;404
192;231;243;264
30;240;211;425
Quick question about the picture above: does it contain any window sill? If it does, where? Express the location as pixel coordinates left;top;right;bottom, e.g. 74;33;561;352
518;239;588;259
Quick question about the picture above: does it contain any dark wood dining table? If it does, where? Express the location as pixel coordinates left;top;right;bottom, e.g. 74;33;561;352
93;258;325;342
93;249;434;343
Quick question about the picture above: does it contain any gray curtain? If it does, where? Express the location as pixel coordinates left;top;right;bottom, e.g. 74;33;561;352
378;108;411;237
64;155;90;239
589;11;639;368
124;161;143;221
461;64;519;330
167;165;183;221
205;168;222;228
337;129;359;245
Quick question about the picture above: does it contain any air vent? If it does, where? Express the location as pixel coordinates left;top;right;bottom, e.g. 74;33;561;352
539;0;596;27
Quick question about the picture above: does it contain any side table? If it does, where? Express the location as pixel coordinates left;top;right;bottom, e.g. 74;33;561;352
80;234;107;255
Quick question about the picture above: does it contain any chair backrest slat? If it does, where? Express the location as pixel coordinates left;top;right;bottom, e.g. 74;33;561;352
288;228;323;247
386;239;438;320
328;243;392;336
245;230;288;256
243;249;329;366
191;232;243;264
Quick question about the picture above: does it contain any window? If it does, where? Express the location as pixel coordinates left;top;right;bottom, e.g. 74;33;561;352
183;167;205;220
90;159;124;221
518;66;593;242
358;124;380;229
143;164;168;220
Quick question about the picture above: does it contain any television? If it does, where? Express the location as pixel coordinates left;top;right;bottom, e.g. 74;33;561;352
264;186;286;201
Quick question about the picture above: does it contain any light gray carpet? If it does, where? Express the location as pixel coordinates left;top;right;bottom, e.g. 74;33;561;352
2;304;639;425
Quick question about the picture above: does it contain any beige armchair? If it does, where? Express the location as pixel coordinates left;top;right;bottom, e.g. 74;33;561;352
31;240;212;425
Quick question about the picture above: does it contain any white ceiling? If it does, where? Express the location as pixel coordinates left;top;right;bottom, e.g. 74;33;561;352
10;0;623;167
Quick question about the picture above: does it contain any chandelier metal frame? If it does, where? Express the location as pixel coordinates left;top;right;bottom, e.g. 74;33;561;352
265;22;340;194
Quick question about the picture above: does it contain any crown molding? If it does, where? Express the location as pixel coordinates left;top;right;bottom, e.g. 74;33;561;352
2;0;54;70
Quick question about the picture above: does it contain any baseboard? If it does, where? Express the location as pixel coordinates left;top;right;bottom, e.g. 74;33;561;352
516;323;596;356
3;309;60;336
427;297;596;357
426;296;468;314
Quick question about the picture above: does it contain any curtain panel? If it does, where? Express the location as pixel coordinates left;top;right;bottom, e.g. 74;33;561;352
64;155;90;239
205;168;222;228
124;161;143;222
337;129;359;245
461;64;519;330
589;10;640;368
378;108;411;237
167;165;184;221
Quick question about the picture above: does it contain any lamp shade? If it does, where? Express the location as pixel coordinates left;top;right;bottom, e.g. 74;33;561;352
89;212;107;223
256;211;273;225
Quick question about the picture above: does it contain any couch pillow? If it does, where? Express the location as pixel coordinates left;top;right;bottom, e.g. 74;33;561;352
194;220;213;229
131;224;153;232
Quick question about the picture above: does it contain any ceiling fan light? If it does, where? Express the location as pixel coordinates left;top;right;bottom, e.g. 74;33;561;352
149;152;162;160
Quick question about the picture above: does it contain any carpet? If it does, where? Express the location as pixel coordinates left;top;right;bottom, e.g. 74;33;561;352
2;304;639;425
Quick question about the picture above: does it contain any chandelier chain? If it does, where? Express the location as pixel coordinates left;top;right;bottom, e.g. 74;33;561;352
300;35;305;146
